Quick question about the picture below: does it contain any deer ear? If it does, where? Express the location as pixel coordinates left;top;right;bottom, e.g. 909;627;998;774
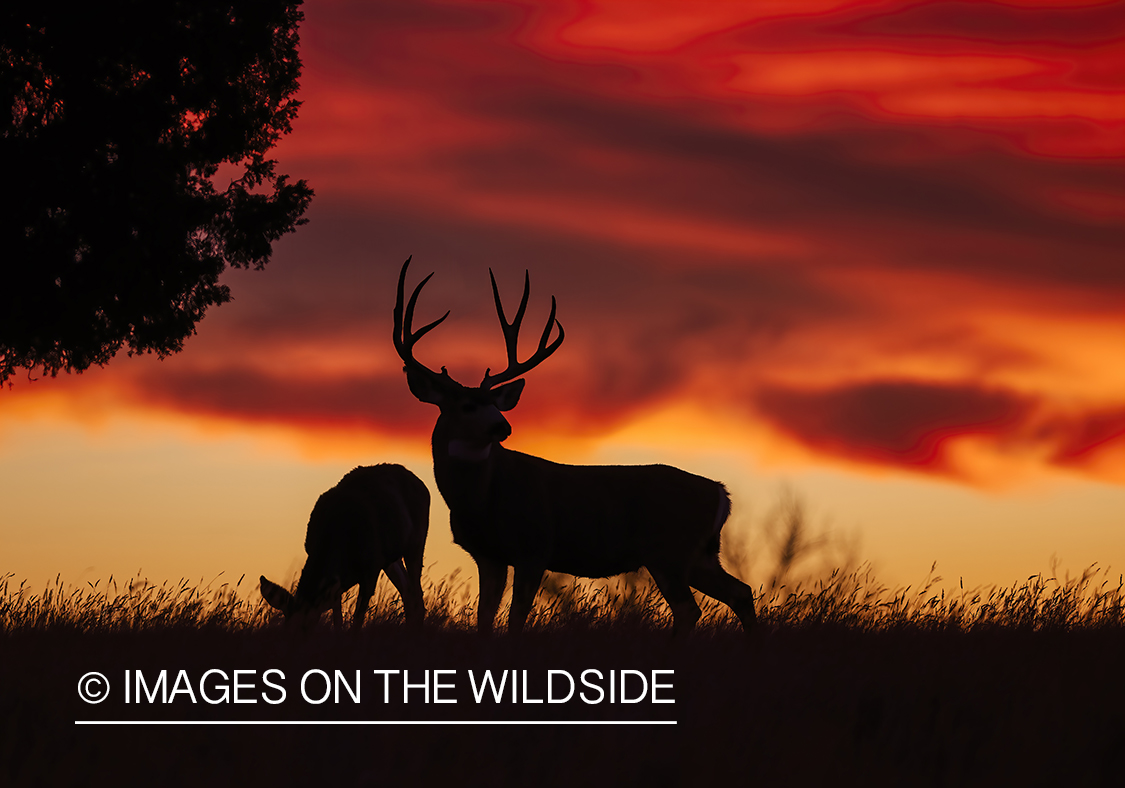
490;378;525;411
406;368;446;405
260;576;295;615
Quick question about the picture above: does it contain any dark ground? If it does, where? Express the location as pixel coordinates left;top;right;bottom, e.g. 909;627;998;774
2;623;1123;787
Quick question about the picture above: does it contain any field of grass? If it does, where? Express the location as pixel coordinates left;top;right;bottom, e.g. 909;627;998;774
2;563;1122;787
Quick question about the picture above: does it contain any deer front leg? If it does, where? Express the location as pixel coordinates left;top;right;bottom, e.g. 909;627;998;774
475;556;507;635
509;565;545;634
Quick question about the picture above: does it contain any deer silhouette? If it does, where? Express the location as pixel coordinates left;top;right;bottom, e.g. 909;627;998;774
393;257;756;635
260;464;429;629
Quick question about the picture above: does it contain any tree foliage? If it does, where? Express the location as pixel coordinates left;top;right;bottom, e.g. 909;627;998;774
0;1;313;384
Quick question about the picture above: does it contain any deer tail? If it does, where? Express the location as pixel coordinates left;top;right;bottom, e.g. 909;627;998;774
708;483;732;555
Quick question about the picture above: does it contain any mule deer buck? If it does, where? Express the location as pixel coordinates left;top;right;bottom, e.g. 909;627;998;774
393;257;756;635
260;464;429;630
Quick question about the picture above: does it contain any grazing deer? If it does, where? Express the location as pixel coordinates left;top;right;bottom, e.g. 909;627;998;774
260;464;429;630
393;257;756;635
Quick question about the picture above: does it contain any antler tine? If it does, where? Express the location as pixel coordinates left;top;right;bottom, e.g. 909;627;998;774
393;256;451;382
480;268;565;389
539;295;564;355
405;272;450;345
489;268;531;364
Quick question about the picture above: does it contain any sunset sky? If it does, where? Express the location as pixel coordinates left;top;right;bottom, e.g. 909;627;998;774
3;0;1122;597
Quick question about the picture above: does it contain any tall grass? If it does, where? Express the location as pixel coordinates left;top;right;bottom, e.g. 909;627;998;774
0;572;265;633
744;561;1124;632
528;562;1125;632
2;562;1121;635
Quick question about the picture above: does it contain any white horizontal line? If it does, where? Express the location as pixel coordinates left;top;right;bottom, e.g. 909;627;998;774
75;719;676;726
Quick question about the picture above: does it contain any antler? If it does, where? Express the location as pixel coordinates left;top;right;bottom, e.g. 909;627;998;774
393;256;452;385
479;268;564;389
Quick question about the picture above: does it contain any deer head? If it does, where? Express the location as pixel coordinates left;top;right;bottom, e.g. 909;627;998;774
260;575;342;628
393;256;563;458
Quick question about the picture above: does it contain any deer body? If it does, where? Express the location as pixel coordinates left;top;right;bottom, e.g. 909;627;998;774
436;441;726;578
395;257;756;635
260;464;429;630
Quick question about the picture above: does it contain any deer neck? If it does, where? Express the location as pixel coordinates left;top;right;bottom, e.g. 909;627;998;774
430;418;501;514
293;557;332;607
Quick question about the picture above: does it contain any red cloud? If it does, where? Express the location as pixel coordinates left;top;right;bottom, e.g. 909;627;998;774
752;380;1124;480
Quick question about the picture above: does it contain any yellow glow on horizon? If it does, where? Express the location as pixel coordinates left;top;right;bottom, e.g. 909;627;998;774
3;403;1122;600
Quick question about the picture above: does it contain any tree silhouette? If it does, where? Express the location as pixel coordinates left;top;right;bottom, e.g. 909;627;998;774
0;1;313;384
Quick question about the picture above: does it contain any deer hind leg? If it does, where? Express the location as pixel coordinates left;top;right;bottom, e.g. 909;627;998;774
509;566;545;634
385;559;425;627
332;594;345;630
353;575;378;631
689;553;757;634
648;566;702;636
402;497;429;627
475;556;507;635
407;551;428;627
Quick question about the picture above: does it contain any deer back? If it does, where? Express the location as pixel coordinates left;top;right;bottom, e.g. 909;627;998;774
298;464;428;597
